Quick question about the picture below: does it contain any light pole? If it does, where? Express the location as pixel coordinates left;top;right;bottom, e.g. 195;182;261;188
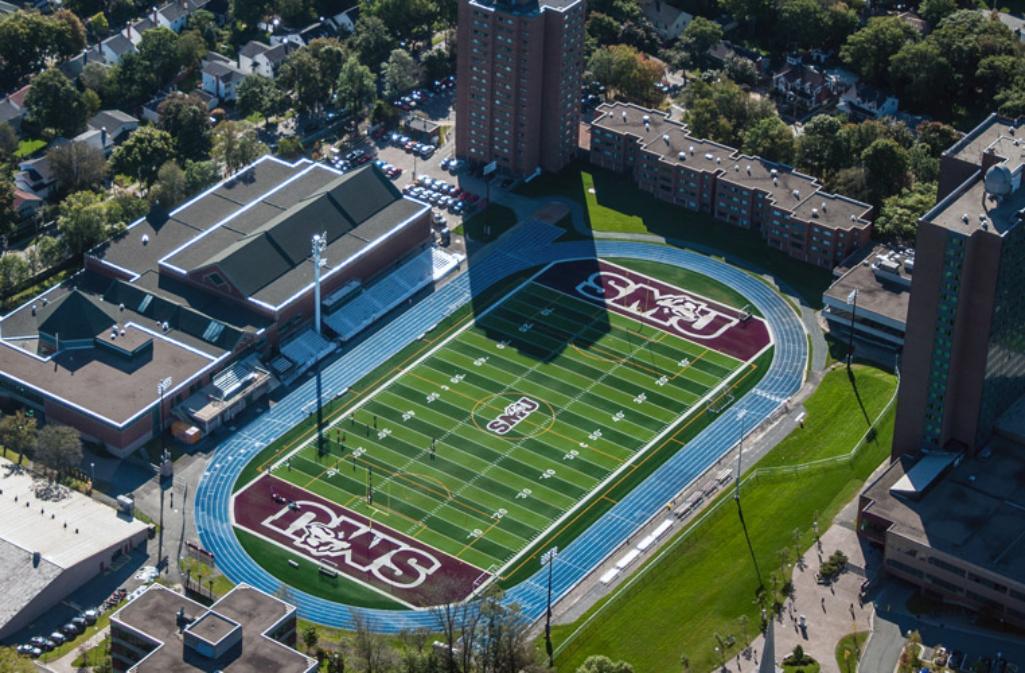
89;461;95;493
542;546;559;667
156;376;172;569
846;288;859;369
312;233;327;335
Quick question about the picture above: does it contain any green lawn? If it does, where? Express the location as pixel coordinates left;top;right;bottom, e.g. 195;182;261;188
552;364;897;673
455;203;518;242
518;164;834;308
14;138;46;159
71;635;109;668
835;631;869;673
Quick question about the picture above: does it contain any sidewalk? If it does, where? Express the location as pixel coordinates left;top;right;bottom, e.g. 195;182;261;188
38;626;109;673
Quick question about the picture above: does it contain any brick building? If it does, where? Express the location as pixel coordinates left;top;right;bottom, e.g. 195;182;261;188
0;158;432;456
589;102;873;268
858;114;1025;627
455;0;586;176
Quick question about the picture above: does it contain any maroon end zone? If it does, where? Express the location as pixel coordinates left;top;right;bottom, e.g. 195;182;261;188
234;474;488;606
535;259;771;361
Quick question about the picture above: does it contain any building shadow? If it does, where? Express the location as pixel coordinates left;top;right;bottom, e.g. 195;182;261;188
461;166;610;364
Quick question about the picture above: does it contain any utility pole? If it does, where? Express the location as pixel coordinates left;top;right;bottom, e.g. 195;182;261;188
541;547;559;667
156;376;172;570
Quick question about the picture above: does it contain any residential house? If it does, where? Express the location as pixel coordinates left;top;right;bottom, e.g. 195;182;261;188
984;10;1025;41
100;32;137;64
238;40;293;79
897;11;928;34
65;127;114;156
328;6;359;34
839;83;899;120
0;1;18;15
773;60;838;114
88;110;139;144
269;20;333;48
201;53;244;102
705;41;769;75
12;189;42;222
641;0;693;41
0;96;25;133
15;156;56;199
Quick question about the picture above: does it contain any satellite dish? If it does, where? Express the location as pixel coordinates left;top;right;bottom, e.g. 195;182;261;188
984;165;1013;198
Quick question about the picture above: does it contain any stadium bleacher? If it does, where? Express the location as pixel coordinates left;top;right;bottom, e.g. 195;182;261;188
278;329;338;384
325;246;463;342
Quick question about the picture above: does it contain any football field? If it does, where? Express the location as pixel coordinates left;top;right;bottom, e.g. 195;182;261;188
233;259;772;607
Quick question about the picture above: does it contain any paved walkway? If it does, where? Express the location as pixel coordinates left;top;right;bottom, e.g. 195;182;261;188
39;626;108;673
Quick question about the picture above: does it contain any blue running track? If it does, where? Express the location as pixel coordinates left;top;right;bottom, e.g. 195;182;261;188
195;224;808;631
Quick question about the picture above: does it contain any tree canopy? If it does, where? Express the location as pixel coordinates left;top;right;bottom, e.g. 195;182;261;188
111;126;177;185
24;69;89;138
158;92;213;162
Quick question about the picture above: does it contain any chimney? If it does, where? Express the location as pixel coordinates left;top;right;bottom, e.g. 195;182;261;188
100;126;108;148
82;48;88;65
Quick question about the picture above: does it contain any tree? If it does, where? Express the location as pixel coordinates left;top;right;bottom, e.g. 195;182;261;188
277;136;304;159
0;253;29;296
975;54;1024;102
351;15;397;72
742;116;795;164
150;161;187;211
888;41;953;115
778;0;827;50
929;10;1018;92
335;55;377;119
577;655;635;673
111;126;176;184
0;122;16;161
237;75;287;123
718;0;774;28
862;138;910;202
184;159;220;194
158;92;212;161
588;12;621;46
909;143;939;183
58;190;110;254
0;10;87;89
382;48;421;99
106;52;158;107
29;235;65;272
683;78;775;146
80;61;113;97
916;121;961;156
919;0;956;26
47;141;107;194
230;0;274;26
875;182;936;241
0;646;35;673
588;44;663;107
279;47;332;115
138;27;182;84
35;424;82;479
681;16;722;56
301;624;319;652
176;29;208;71
0;181;14;237
24;68;89;138
212;121;268;175
796;114;845;176
364;0;437;42
840;17;917;86
823;3;860;51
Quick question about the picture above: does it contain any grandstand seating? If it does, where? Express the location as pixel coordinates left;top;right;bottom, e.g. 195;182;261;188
279;329;337;384
325;246;463;342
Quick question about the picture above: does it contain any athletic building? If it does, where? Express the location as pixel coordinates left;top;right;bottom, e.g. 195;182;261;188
589;102;873;269
0;158;433;456
110;584;315;673
859;114;1025;626
455;0;586;176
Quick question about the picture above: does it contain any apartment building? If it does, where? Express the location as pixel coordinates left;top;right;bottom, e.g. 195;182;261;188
857;114;1025;627
893;113;1025;457
589;102;873;269
455;0;586;176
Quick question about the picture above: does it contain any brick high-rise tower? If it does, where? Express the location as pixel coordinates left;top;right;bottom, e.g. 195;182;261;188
455;0;586;177
892;114;1025;457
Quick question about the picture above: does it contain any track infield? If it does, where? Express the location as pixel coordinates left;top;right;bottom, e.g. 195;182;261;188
232;259;772;607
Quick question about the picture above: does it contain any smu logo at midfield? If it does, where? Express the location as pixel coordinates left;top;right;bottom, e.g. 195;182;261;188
262;501;441;588
486;396;539;435
576;271;739;340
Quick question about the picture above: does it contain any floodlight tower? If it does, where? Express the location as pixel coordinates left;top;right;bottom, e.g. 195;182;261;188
312;233;327;335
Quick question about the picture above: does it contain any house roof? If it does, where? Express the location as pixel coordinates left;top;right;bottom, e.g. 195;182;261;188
239;40;271;59
103;33;136;57
89;109;139;133
159;1;190;22
8;84;30;108
0;98;23;124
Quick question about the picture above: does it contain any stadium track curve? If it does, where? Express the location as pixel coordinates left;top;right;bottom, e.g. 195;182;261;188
195;223;808;631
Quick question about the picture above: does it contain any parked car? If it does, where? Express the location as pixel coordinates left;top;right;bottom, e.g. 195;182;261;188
61;622;81;637
16;644;34;656
49;631;66;645
82;609;99;624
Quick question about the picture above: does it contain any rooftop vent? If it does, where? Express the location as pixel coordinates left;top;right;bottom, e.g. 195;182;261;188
734;164;740;171
820;201;827;212
663;134;670;144
704;153;713;160
715;157;721;164
678;151;686;161
773;177;779;186
642;114;650;123
746;164;751;175
792;189;801;199
770;168;779;177
119;303;125;312
811;208;819;218
621;111;627;121
141;234;150;245
962;213;970;223
161;321;169;332
689;145;695;153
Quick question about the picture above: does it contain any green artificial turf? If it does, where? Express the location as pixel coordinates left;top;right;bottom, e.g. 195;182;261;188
236;528;406;610
552;364;897;673
518;164;834;308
